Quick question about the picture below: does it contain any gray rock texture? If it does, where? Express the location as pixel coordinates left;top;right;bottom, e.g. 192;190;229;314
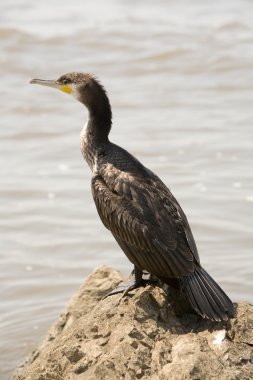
13;267;253;380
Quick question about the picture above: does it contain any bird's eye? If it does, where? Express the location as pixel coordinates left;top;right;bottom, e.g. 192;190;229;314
62;79;68;85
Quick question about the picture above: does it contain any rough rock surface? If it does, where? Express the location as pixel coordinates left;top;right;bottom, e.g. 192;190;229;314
13;267;253;380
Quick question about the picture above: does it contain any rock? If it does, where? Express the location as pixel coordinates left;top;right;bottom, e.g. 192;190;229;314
12;266;253;380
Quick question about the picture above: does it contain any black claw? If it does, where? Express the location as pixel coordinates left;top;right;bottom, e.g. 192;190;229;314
103;279;142;299
103;265;159;299
103;278;159;299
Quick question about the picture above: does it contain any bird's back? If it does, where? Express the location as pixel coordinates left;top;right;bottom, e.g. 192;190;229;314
92;142;200;279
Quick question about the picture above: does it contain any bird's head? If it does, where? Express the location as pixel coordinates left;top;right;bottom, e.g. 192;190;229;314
30;72;108;110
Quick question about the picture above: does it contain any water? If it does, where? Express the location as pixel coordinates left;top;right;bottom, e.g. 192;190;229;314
1;0;253;377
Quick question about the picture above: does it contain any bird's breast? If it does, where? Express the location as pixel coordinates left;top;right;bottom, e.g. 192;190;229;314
80;124;98;172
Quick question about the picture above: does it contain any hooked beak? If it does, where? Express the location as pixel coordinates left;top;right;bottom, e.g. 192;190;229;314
29;78;59;88
29;78;72;94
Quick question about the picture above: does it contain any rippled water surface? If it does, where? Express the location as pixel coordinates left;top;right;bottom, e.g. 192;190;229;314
1;0;253;378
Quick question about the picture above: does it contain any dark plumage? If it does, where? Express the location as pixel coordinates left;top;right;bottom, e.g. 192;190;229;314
30;72;235;321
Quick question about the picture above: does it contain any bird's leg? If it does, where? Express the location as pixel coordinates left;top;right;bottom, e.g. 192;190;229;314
104;265;158;298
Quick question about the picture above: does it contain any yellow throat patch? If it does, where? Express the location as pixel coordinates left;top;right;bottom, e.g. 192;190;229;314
60;84;72;94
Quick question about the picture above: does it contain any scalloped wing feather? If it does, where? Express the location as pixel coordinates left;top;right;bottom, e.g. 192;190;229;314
91;172;197;278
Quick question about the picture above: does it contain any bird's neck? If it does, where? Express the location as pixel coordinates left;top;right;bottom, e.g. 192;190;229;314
80;115;111;172
88;106;112;142
79;84;112;171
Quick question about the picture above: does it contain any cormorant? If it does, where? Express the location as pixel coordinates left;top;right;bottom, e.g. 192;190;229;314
30;72;235;321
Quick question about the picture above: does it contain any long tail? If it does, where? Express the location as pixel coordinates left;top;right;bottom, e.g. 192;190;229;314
181;267;235;321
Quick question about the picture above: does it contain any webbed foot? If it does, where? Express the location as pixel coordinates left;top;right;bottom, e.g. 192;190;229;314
104;279;146;298
103;266;159;299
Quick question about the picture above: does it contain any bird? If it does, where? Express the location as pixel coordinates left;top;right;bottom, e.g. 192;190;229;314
29;72;235;321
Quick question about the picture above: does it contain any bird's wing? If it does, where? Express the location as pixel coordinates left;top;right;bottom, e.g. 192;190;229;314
91;170;199;278
152;174;200;264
